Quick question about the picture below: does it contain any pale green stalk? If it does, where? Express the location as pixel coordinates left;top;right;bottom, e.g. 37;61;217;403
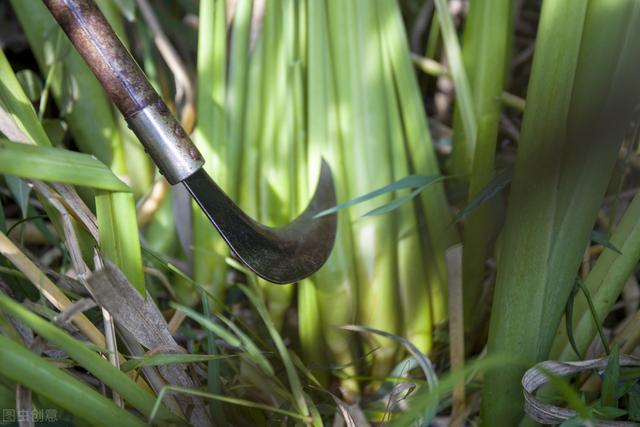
327;0;399;376
238;34;263;218
481;0;640;424
377;1;432;354
304;0;359;394
257;0;295;331
433;0;476;177
194;1;230;421
226;0;253;201
193;0;228;307
95;191;145;293
379;0;455;327
143;193;179;256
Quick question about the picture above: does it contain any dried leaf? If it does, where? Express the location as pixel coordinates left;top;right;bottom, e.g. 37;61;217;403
87;263;211;427
522;355;640;426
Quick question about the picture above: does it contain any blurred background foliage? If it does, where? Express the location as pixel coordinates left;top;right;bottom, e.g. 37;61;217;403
1;0;640;425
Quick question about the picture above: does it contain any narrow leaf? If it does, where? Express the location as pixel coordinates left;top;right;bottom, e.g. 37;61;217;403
0;335;144;427
315;175;445;218
5;175;31;219
591;404;626;419
0;139;129;192
364;186;426;217
565;282;583;360
121;353;235;372
591;230;623;255
453;168;512;224
171;302;242;348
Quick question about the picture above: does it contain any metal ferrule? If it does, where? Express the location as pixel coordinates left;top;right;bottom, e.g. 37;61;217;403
127;103;204;184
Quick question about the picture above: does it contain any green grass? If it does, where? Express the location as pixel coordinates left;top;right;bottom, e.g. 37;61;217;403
1;0;640;425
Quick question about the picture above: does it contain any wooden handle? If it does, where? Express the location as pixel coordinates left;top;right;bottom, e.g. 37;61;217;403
42;0;204;183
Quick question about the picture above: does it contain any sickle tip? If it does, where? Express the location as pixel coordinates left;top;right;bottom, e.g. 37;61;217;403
184;159;338;284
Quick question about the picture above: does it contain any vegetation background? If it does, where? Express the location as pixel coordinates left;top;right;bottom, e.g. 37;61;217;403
0;0;639;425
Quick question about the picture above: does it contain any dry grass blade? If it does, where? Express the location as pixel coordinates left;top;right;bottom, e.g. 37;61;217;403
522;356;640;426
446;244;465;424
86;263;210;426
0;231;104;347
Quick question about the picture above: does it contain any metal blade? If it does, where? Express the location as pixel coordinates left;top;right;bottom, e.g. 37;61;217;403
183;160;337;284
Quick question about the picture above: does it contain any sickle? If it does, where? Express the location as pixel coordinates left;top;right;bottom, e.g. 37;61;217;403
41;0;337;284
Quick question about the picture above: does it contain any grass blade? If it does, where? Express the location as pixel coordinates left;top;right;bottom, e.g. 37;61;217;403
171;302;241;348
0;139;129;192
433;0;476;173
120;353;235;372
314;175;444;218
149;385;312;424
239;284;310;417
0;335;144;427
0;292;176;423
95;191;145;294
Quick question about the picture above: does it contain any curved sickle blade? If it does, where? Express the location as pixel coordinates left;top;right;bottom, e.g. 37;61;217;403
183;160;337;284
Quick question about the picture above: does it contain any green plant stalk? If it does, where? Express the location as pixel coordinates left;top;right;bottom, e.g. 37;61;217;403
10;0;127;175
95;191;145;293
380;0;456;327
143;193;179;256
0;293;176;422
193;0;228;308
226;0;253;202
0;335;144;427
433;0;476;177
295;0;331;383
305;0;359;397
481;0;640;424
452;0;512;333
298;278;328;385
327;0;400;376
424;10;440;61
377;1;432;354
257;0;294;331
238;32;263;218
